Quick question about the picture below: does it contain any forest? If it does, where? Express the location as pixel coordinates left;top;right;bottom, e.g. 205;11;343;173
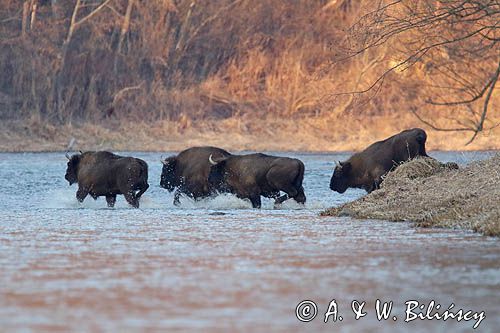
0;0;498;151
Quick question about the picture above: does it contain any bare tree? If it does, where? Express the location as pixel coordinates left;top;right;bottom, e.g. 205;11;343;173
53;0;113;118
114;0;135;74
339;0;499;144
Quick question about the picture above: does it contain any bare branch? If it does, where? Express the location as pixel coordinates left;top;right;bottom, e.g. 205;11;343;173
74;0;113;28
181;0;246;52
427;74;495;105
410;108;475;132
334;0;499;144
466;54;500;144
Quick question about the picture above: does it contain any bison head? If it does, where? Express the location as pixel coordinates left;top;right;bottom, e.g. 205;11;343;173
160;156;177;191
207;154;229;191
65;153;81;185
330;161;351;193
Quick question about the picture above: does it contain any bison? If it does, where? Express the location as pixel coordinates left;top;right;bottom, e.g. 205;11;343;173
160;146;232;205
207;153;306;208
330;128;429;194
65;151;149;208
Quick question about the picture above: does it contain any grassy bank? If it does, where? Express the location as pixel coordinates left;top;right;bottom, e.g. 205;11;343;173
1;115;499;152
321;155;500;236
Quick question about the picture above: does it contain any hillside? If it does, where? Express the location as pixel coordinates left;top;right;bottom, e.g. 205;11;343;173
0;0;498;151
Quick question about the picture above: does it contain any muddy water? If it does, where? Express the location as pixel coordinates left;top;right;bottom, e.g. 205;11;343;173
0;151;498;332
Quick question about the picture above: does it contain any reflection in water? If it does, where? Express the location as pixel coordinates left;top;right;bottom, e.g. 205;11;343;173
0;151;498;332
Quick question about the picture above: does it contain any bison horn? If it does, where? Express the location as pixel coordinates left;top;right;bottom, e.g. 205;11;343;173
66;137;75;151
161;157;168;165
208;154;218;166
65;152;71;160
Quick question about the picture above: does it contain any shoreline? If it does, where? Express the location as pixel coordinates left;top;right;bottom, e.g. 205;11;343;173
321;155;500;237
1;118;499;153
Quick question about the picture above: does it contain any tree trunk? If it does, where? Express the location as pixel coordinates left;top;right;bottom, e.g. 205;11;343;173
53;0;80;120
30;0;38;29
22;1;30;38
114;0;135;75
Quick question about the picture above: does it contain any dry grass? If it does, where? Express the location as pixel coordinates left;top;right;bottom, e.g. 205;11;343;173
1;114;499;152
321;155;500;236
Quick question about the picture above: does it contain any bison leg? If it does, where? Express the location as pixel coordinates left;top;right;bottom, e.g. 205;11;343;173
106;195;116;208
293;186;306;204
135;183;149;199
249;195;262;209
274;194;289;205
173;190;182;206
279;186;299;201
276;186;306;205
76;187;88;203
124;192;139;208
367;178;382;193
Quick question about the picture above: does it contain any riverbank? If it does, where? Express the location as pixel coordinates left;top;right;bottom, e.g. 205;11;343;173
1;116;499;152
321;154;500;236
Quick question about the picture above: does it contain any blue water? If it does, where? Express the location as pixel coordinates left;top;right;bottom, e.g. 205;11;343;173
0;151;498;332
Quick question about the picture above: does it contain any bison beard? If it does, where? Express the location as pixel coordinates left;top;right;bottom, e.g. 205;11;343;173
65;151;149;208
207;153;306;208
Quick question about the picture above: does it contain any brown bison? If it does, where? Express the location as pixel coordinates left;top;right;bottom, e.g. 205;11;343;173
65;151;149;208
160;146;232;205
207;153;306;208
330;128;429;193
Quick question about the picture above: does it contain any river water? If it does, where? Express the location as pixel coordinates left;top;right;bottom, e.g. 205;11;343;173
0;151;498;332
